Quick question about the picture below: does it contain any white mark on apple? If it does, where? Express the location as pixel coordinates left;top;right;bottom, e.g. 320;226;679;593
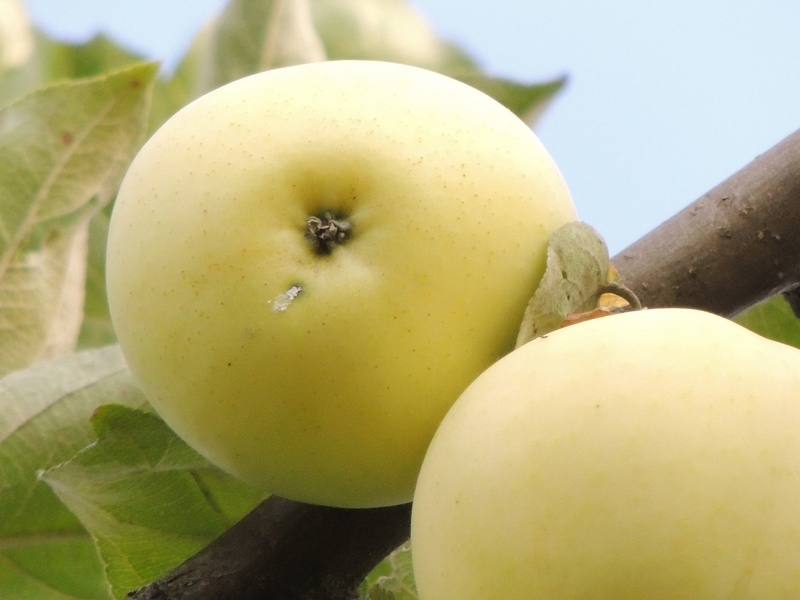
271;284;304;312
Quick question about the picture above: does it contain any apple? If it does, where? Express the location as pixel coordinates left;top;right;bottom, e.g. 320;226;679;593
411;307;800;598
105;60;576;507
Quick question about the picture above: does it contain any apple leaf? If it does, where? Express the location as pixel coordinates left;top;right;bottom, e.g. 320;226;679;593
36;34;148;85
0;59;155;373
189;0;326;96
172;0;564;126
0;30;150;109
359;541;418;600
734;294;800;350
455;73;567;127
516;222;612;347
0;62;156;374
310;0;565;125
147;31;208;134
0;345;148;600
0;30;199;350
0;31;167;353
311;0;476;72
40;404;265;599
77;209;116;349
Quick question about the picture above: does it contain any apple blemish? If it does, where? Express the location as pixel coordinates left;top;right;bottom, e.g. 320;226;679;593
271;284;304;312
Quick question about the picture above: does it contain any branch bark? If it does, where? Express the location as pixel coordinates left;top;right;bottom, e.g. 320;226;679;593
127;498;411;600
129;128;800;599
613;128;800;316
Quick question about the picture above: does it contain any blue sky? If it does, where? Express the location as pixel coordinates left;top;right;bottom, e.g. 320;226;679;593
22;0;800;254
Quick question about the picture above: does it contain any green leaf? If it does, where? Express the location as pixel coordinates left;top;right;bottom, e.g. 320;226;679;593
310;0;564;125
0;31;149;109
0;62;156;374
0;345;148;600
734;294;800;349
190;0;326;97
36;34;147;86
0;540;110;600
147;29;209;134
516;222;611;346
77;208;115;349
170;0;563;125
455;73;567;126
311;0;476;72
41;405;264;599
359;540;418;600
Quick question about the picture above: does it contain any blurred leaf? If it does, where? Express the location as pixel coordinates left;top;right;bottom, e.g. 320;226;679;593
191;0;326;96
78;208;116;349
359;540;418;600
310;0;565;125
516;222;611;346
0;345;148;600
42;405;264;599
734;294;800;349
456;73;567;126
170;0;564;125
311;0;475;71
147;25;212;133
0;62;156;374
0;31;148;109
39;34;147;83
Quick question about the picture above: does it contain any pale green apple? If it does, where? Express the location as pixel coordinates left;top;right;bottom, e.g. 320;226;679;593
412;308;800;598
105;60;576;508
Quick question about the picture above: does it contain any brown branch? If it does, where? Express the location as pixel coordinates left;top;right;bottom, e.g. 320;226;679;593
613;128;800;316
127;498;411;600
129;128;800;599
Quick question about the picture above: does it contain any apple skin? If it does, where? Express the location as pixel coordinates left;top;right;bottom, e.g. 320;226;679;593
412;308;800;599
105;60;576;508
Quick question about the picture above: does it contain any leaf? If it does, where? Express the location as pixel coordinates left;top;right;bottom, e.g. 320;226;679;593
77;208;116;349
455;73;567;127
311;0;475;72
41;405;265;599
0;345;148;600
191;0;326;96
38;34;148;85
359;540;418;600
0;31;149;109
516;222;611;347
147;28;210;134
310;0;565;125
734;294;800;350
0;62;156;374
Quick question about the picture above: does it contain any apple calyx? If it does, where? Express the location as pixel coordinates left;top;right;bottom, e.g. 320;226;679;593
306;211;352;255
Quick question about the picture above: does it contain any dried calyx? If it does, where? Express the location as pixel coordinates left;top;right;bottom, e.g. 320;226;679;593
306;211;352;255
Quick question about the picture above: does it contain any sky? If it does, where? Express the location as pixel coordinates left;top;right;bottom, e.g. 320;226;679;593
21;0;800;254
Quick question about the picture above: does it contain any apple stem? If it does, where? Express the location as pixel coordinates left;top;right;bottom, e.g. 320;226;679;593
598;281;643;310
306;211;352;255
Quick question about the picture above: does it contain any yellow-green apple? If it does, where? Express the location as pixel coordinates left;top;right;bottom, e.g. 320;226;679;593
412;308;800;598
105;60;576;508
